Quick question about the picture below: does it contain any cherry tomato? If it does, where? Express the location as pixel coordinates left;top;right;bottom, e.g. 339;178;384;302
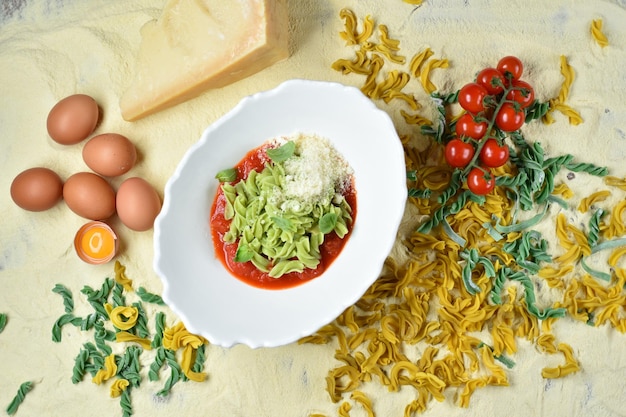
458;83;488;114
479;138;510;168
467;167;495;195
476;67;505;95
506;80;535;108
445;139;475;168
497;56;524;81
455;113;488;140
495;102;525;132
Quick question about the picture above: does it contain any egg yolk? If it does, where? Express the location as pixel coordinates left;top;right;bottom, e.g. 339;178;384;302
76;223;117;263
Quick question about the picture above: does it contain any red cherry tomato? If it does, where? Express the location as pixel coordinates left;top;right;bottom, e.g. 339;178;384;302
458;83;488;114
467;167;495;195
506;80;535;108
445;139;475;168
495;102;525;132
476;67;505;95
479;138;510;168
455;113;488;140
497;56;524;81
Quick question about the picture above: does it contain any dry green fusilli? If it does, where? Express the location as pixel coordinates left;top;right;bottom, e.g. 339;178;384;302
6;381;33;416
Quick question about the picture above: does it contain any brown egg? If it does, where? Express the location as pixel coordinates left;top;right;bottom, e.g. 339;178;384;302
116;177;162;231
10;167;64;211
63;172;116;220
47;94;99;145
82;133;137;177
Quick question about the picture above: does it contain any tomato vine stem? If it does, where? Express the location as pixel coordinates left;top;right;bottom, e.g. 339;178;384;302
459;77;519;178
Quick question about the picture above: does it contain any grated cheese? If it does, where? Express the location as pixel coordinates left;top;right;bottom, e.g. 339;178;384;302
277;133;353;209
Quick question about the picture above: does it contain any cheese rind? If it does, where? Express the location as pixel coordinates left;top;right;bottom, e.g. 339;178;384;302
120;0;290;121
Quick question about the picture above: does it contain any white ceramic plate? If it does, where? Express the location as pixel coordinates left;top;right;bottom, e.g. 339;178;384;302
154;79;406;348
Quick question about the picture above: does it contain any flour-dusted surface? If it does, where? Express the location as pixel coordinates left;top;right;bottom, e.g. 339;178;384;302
1;1;626;416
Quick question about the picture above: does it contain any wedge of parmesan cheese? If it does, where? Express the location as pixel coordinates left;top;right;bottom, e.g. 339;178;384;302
120;0;290;121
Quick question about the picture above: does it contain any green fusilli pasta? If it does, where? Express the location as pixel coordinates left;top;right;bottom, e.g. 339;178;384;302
0;313;7;333
524;100;550;122
52;313;82;342
495;171;528;188
149;346;167;382
151;312;166;349
53;263;210;417
136;287;165;306
93;319;113;355
117;346;142;387
156;349;183;396
507;268;566;320
588;208;605;248
132;302;150;339
120;387;133;417
111;282;126;308
219;142;353;278
192;344;207;374
564;161;608;176
71;348;90;384
502;230;552;274
52;284;74;313
82;278;115;302
437;170;463;205
6;381;33;416
81;278;115;320
460;248;496;295
82;342;105;377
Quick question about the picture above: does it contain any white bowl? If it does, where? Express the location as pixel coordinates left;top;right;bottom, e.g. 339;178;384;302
154;79;406;348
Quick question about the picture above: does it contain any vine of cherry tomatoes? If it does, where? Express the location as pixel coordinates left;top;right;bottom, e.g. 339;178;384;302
444;56;536;195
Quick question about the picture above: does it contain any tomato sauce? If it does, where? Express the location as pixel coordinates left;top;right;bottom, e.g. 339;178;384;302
209;144;356;290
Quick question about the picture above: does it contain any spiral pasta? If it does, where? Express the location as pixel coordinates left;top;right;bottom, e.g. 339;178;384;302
608;246;626;267
105;304;139;331
602;199;626;239
409;48;434;77
401;109;432;126
578;190;611;212
303;72;625;417
163;322;208;382
350;391;374;417
543;55;583;125
591;19;609;47
114;260;133;291
219;135;353;278
419;58;449;94
136;286;165;306
334;9;443;123
551;102;584;125
339;9;374;45
92;354;117;385
52;261;211;417
604;175;626;190
557;55;575;103
541;344;580;378
331;49;373;75
52;284;74;313
110;378;130;398
321;9;626;415
537;265;572;289
0;313;6;333
6;381;33;416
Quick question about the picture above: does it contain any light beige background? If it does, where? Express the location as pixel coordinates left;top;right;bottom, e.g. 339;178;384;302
1;1;625;416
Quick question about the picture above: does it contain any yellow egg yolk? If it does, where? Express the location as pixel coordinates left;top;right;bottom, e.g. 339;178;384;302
74;222;118;264
80;225;116;260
